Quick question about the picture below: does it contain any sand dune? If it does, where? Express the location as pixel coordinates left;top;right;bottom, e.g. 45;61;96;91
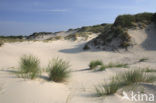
0;25;156;103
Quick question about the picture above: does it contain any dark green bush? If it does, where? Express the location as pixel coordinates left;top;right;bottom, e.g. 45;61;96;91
83;45;90;50
152;13;156;24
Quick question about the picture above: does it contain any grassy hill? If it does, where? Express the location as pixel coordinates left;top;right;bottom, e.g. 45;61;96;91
84;12;156;51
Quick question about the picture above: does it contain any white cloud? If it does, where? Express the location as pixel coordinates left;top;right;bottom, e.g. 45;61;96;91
40;9;69;13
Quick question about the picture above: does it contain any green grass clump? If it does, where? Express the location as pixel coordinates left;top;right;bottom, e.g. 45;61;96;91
121;69;155;85
95;69;156;96
48;58;70;82
143;67;156;72
0;41;4;47
152;13;156;24
107;62;128;68
99;65;106;71
96;77;119;96
17;55;40;79
89;60;103;69
139;57;148;62
98;62;128;71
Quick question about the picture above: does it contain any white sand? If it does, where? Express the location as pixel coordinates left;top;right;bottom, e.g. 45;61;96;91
0;25;156;103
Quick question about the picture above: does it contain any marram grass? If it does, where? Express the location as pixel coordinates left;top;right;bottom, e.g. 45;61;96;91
47;58;71;82
89;60;103;69
96;69;156;96
17;54;40;79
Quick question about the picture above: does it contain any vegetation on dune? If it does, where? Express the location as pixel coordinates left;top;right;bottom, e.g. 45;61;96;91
77;23;109;33
17;55;40;79
89;60;103;69
65;32;93;41
47;58;70;82
142;67;156;72
89;60;128;71
138;57;148;62
0;35;25;43
113;15;135;28
120;70;155;85
96;69;156;96
84;12;155;51
83;45;90;50
96;77;119;96
99;62;128;71
65;24;110;41
85;25;131;50
0;41;4;47
113;12;153;28
44;36;63;42
27;32;53;39
152;13;156;24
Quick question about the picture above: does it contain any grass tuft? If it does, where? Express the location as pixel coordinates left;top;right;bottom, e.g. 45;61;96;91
48;58;70;82
99;65;106;71
120;69;155;85
139;57;148;62
107;62;128;68
89;60;103;69
0;41;4;47
96;77;119;96
96;69;156;96
17;54;40;79
143;67;156;72
98;62;128;71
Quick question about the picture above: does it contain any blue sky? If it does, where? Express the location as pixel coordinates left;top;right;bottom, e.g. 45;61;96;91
0;0;156;36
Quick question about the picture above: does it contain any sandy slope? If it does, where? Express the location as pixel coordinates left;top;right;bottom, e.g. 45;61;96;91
0;25;156;103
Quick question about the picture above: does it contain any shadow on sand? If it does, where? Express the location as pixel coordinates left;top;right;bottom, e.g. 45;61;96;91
141;24;156;50
59;43;85;54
